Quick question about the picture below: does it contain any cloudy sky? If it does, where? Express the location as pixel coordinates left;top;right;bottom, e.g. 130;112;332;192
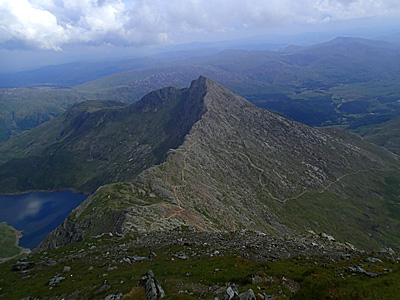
0;0;399;70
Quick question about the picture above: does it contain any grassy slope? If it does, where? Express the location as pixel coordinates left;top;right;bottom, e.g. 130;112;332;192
0;100;126;165
353;116;400;156
1;233;399;299
0;85;205;194
0;88;90;141
0;223;24;259
281;169;400;251
280;128;400;250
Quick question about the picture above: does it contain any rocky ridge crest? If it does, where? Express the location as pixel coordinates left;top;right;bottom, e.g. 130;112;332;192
37;77;400;252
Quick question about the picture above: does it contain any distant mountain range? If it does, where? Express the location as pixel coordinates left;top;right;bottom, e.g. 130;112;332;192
5;77;393;252
1;36;400;144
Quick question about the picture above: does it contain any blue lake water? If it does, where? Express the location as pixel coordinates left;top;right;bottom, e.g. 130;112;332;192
0;191;87;249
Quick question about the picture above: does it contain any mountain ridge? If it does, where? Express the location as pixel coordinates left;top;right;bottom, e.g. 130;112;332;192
0;83;207;193
2;37;400;146
35;77;400;252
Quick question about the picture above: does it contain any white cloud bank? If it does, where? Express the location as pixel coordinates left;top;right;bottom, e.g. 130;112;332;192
0;0;399;50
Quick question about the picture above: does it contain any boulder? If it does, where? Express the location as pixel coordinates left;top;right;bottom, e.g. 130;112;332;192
12;261;35;271
48;274;65;286
105;292;123;300
138;270;165;300
348;266;378;277
94;284;111;295
239;289;256;300
63;266;71;273
222;285;239;300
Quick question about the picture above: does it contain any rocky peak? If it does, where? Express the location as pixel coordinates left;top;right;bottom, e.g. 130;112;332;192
37;77;400;252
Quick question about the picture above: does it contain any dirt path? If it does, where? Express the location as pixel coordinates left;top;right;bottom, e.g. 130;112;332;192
150;140;395;229
150;142;197;230
216;146;395;203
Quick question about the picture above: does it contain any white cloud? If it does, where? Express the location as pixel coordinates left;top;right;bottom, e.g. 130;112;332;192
0;0;68;50
0;0;399;51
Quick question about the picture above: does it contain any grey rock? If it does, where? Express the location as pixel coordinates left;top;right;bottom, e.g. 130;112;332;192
365;257;382;263
380;247;395;254
94;284;111;295
348;266;378;277
120;257;132;264
132;255;147;262
63;266;71;273
105;292;123;300
226;287;237;300
138;270;165;300
12;261;35;271
251;273;263;284
173;252;189;260
48;274;65;286
222;285;239;300
148;252;157;260
239;289;256;300
345;242;357;251
320;233;335;242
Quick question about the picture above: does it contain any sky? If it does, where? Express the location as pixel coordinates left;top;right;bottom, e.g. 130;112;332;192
1;0;400;71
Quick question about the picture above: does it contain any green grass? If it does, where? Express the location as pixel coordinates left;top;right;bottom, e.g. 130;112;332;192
0;87;90;141
0;223;23;259
279;169;400;252
0;234;398;299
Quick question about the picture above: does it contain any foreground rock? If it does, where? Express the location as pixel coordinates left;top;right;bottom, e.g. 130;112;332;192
2;229;398;300
137;270;165;300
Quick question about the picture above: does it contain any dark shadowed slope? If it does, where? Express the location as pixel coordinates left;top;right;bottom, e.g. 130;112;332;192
0;83;207;193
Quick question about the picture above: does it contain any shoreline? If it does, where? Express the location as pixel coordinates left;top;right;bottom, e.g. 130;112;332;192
0;222;31;263
0;188;89;196
0;191;89;255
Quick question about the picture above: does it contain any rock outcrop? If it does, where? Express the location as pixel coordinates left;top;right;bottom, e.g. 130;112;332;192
138;270;165;300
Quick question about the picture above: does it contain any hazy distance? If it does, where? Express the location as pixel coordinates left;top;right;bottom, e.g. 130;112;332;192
0;0;399;72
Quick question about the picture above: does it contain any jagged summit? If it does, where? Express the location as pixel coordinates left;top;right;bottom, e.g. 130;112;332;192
35;78;400;252
0;76;257;194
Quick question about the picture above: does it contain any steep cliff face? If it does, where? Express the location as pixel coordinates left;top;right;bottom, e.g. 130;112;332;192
0;84;206;194
37;77;400;252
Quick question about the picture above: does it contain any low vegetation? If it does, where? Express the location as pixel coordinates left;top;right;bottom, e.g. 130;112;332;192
0;223;26;260
1;232;399;299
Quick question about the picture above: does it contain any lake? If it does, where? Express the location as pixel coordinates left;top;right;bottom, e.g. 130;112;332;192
0;191;87;249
